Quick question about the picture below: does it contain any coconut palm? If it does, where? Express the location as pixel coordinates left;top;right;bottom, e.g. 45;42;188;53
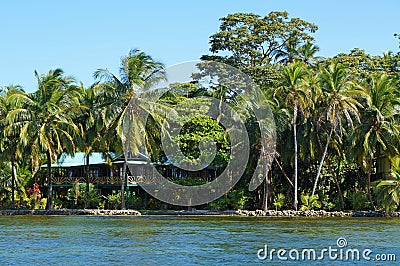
275;39;321;66
6;69;81;209
296;42;323;66
275;61;311;210
374;172;400;211
311;62;364;196
349;74;400;209
93;49;167;209
0;85;26;208
74;84;112;208
274;37;302;65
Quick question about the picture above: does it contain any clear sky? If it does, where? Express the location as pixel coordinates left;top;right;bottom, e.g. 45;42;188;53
1;0;399;92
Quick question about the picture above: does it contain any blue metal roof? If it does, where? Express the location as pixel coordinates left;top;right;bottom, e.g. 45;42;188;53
56;152;108;167
42;152;150;168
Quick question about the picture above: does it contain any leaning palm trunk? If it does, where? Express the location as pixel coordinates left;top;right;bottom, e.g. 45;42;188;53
46;150;53;210
293;103;298;211
312;126;334;196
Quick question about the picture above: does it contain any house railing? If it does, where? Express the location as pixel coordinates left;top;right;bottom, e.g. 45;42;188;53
52;176;122;185
52;175;161;186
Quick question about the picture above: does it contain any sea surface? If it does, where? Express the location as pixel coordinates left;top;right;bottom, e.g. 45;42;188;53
0;215;398;265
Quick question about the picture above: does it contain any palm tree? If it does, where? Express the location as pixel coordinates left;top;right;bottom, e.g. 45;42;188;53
349;74;400;209
275;40;322;66
374;172;400;211
274;37;302;65
275;62;311;210
296;42;323;66
74;84;107;208
0;85;25;208
93;49;167;209
6;69;81;209
311;62;364;196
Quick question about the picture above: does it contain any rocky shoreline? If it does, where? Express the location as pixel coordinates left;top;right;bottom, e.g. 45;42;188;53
1;209;399;217
235;209;400;217
0;209;141;216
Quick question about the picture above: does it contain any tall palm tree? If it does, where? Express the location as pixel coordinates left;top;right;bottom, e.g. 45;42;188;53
93;49;167;209
275;62;311;210
349;74;400;209
75;84;105;208
0;85;25;208
311;62;364;196
6;69;81;209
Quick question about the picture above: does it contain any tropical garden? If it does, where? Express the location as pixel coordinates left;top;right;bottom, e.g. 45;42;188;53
1;12;399;212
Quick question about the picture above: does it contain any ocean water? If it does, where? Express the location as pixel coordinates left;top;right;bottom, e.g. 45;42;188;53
0;215;398;265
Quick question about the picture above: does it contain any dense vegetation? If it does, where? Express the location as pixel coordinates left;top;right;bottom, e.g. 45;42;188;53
1;12;399;212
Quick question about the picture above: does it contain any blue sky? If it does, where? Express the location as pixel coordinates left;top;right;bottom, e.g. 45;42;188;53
1;0;399;92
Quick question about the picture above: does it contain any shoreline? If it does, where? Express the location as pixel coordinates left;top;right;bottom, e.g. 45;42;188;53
1;209;399;217
0;209;141;216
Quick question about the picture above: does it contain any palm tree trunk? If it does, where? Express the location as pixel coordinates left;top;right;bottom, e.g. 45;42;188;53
367;158;376;211
312;126;334;196
261;179;267;211
11;154;16;209
121;160;126;210
261;172;272;211
46;150;53;210
293;104;298;211
85;154;90;209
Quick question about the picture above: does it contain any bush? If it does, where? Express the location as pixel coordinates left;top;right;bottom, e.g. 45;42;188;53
351;191;369;211
125;191;142;209
101;191;121;210
207;189;249;210
273;193;285;211
300;193;321;211
66;183;100;209
373;173;400;212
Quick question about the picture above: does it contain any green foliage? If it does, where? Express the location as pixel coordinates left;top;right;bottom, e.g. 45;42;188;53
204;12;317;88
102;191;121;210
320;194;336;211
351;191;370;211
374;172;400;212
124;191;142;209
207;189;249;210
67;183;100;209
300;193;321;211
173;177;206;186
273;193;285;211
29;197;47;210
177;115;230;167
208;12;317;65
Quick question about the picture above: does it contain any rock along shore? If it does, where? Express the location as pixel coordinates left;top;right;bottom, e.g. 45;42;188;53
0;209;141;216
235;209;400;217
